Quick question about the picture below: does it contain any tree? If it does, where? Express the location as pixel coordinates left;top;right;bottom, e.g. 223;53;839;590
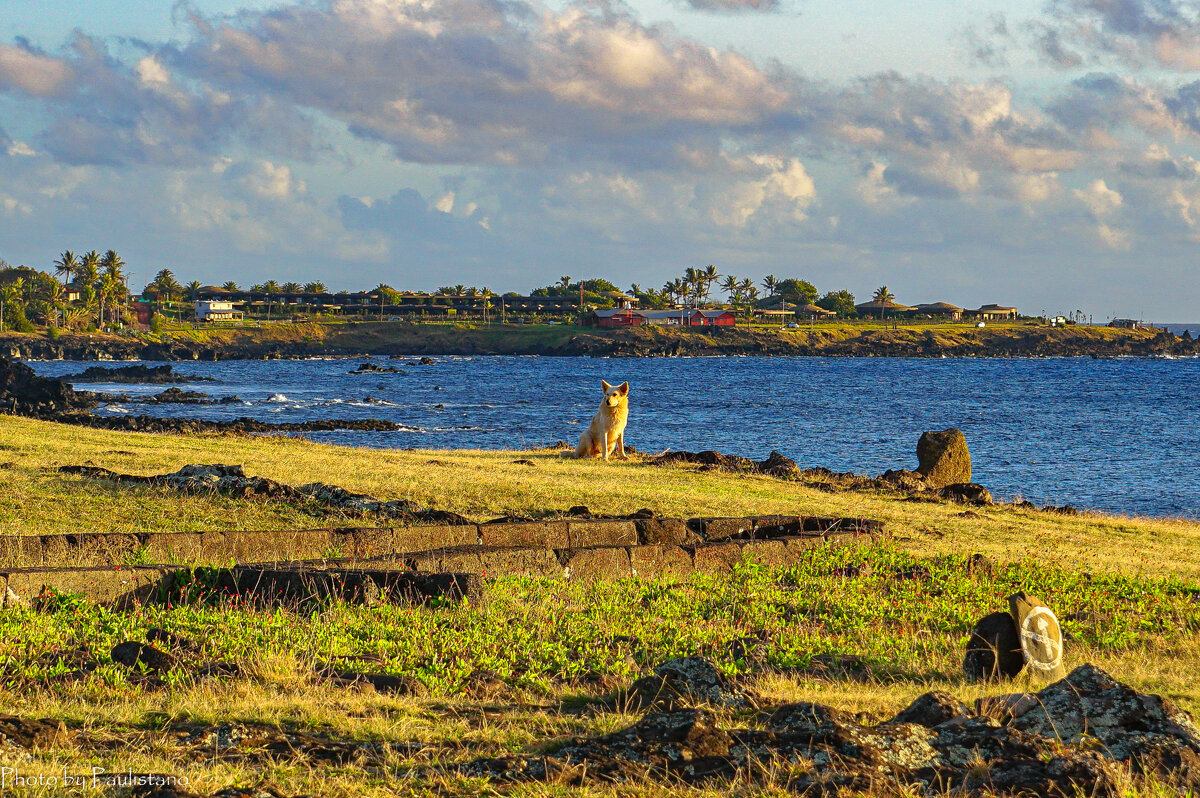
222;281;240;291
261;280;281;293
816;289;857;317
54;250;79;286
185;280;204;300
98;272;120;328
721;274;739;302
557;276;572;292
761;274;778;298
78;251;101;289
872;285;895;321
302;281;326;293
776;278;818;307
703;264;719;303
100;250;125;281
281;281;303;293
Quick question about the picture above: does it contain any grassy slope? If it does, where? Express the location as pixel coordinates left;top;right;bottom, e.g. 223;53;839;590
1;416;1199;797
1;319;1169;359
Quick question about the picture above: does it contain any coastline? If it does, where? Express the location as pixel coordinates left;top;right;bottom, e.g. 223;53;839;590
1;320;1196;361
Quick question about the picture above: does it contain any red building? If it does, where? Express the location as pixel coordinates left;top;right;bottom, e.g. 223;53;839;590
588;308;736;327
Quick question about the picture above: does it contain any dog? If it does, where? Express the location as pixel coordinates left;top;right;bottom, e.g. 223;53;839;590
573;380;629;460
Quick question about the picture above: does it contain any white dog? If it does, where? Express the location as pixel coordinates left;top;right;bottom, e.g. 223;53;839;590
573;380;629;461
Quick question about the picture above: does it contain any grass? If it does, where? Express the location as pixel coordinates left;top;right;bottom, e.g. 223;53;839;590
1;416;1199;796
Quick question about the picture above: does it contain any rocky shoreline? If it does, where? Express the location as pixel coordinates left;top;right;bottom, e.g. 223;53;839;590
1;324;1196;361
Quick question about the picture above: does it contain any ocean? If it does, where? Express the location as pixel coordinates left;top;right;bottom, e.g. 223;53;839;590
28;355;1200;519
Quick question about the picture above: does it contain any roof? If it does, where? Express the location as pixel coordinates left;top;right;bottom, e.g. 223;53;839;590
975;304;1018;311
797;303;835;314
912;302;962;311
855;300;914;311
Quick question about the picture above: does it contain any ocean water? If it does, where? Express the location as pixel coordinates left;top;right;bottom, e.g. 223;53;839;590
28;355;1200;519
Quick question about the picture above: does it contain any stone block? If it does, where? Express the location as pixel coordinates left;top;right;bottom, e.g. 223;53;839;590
690;541;747;572
628;545;694;577
634;517;698;545
695;517;753;541
392;524;480;553
567;520;638;548
3;566;169;607
0;536;49;568
478;521;569;548
560;547;632;581
477;547;563;578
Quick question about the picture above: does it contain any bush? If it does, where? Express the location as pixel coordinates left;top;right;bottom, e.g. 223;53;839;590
149;313;165;333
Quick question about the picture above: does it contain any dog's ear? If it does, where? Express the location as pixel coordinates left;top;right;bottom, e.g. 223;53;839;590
601;380;612;392
617;382;629;395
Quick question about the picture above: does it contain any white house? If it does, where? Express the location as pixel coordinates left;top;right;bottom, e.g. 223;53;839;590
194;300;243;322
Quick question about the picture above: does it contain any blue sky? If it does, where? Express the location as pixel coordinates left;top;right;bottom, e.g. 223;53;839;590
2;0;1200;318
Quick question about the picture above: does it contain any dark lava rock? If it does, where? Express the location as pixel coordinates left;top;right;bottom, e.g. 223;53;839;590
146;627;197;651
800;653;871;681
966;552;995;578
964;611;1025;682
885;691;969;727
916;428;972;489
0;356;95;416
1011;664;1200;771
626;656;758;711
459;665;1200;795
322;668;428;696
349;362;403;374
879;468;928;491
0;715;70;748
756;450;801;479
138;387;240;405
892;564;932;580
63;363;211;383
941;482;994;504
111;641;178;672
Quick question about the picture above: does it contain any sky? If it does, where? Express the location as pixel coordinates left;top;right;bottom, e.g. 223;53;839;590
2;0;1200;319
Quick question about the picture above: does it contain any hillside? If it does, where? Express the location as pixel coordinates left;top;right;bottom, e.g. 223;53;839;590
0;320;1193;360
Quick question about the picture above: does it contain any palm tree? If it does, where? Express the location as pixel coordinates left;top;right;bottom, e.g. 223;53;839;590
100;250;125;282
721;275;738;302
262;280;281;293
302;281;326;293
703;264;719;303
221;281;240;292
558;276;572;293
78;251;101;288
281;281;302;293
54;250;79;287
98;272;119;328
761;274;778;298
185;280;204;301
872;285;895;321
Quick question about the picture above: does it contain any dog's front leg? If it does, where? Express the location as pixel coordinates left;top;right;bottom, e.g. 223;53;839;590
602;431;610;461
617;432;627;459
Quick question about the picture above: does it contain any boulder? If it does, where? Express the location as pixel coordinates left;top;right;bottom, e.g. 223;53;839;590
111;641;178;672
940;482;993;504
963;611;1025;682
626;656;758;711
885;691;969;727
916;428;971;488
1011;664;1200;770
878;468;928;491
0;356;94;416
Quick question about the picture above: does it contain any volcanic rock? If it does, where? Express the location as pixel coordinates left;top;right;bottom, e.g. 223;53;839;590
0;356;94;416
111;641;178;672
885;691;969;727
940;482;993;504
62;363;212;383
1011;664;1200;769
916;428;972;488
963;611;1025;682
626;656;758;711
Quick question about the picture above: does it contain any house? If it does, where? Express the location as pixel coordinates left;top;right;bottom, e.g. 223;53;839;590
1109;318;1143;329
590;308;643;328
909;302;963;320
796;303;836;320
965;304;1019;321
195;299;244;322
586;308;737;328
855;299;913;318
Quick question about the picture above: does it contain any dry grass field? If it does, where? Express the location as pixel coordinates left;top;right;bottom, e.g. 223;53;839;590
0;415;1198;797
